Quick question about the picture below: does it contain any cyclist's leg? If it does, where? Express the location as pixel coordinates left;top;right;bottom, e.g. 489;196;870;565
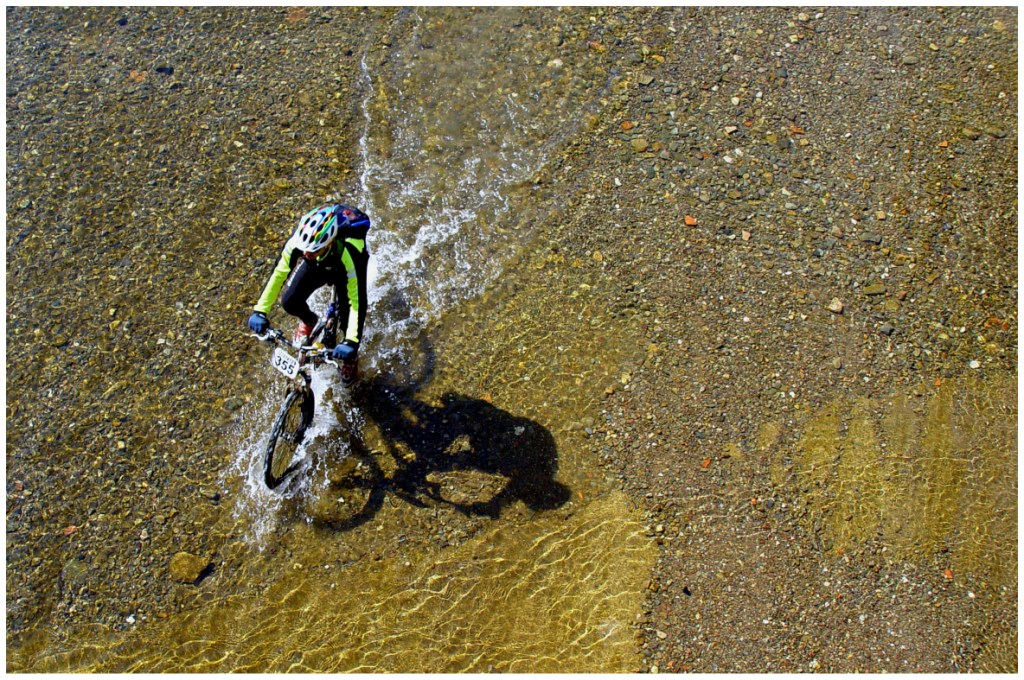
281;260;329;326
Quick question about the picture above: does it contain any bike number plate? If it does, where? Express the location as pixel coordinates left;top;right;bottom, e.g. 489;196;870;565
271;347;299;379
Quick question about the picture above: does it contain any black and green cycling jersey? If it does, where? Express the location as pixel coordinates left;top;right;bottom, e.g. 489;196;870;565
254;217;370;347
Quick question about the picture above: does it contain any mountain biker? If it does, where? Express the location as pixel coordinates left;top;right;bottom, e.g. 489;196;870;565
247;203;370;385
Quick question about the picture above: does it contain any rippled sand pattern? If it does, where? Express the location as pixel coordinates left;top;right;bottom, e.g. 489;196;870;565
782;373;1016;583
20;492;653;672
769;373;1017;669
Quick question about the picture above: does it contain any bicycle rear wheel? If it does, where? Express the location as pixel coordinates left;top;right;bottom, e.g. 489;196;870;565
264;387;315;489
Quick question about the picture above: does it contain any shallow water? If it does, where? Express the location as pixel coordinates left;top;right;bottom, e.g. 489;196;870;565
762;371;1017;671
22;490;653;672
7;7;654;672
356;6;612;369
770;372;1017;588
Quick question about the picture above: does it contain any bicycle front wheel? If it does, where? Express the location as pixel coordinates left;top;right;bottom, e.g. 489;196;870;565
264;387;315;489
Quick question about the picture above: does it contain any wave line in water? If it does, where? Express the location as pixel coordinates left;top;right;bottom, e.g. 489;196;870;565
353;8;614;369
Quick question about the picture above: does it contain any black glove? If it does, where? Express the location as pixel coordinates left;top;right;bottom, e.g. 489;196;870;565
248;311;269;334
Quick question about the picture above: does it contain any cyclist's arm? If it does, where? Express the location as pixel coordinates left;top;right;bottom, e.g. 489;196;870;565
339;238;369;346
254;240;298;314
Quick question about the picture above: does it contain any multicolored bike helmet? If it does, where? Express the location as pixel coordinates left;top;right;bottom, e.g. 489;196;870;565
296;205;339;253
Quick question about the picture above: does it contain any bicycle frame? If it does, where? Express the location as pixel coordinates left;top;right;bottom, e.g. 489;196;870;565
253;286;342;370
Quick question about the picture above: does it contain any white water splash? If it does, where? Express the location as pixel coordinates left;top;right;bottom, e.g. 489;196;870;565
353;10;581;369
223;385;290;545
226;353;360;547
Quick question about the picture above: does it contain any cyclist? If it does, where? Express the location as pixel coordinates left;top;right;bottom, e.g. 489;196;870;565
247;203;370;385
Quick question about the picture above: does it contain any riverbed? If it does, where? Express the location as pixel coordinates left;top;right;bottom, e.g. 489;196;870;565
6;6;1017;672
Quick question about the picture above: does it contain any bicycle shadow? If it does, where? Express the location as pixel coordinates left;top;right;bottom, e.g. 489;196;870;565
358;382;572;519
312;302;571;531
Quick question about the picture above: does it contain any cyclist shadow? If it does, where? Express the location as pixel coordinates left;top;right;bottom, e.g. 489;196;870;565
314;315;571;531
360;382;573;519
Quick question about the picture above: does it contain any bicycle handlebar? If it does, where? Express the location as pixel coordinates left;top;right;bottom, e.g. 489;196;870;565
251;330;339;367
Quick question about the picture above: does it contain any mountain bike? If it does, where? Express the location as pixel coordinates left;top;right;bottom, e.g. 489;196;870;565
251;295;341;489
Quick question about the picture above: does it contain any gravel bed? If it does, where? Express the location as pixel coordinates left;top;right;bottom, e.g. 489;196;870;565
6;6;1016;673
